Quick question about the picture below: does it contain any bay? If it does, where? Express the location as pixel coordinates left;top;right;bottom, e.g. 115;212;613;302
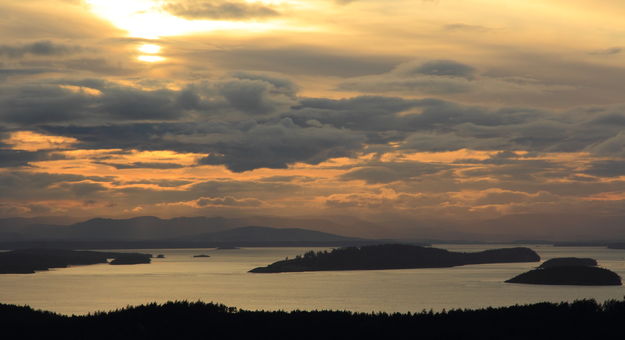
0;244;623;315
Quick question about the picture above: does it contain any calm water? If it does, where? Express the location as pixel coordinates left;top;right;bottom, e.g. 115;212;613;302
1;244;624;315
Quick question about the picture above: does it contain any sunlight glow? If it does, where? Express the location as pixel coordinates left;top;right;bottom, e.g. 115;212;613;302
86;0;291;39
138;55;165;62
138;44;162;54
3;131;78;151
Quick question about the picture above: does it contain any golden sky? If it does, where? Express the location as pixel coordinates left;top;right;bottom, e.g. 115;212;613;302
1;0;625;239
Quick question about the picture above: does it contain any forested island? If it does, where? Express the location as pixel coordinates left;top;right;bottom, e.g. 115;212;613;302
538;257;598;269
1;299;625;339
0;249;152;274
506;257;622;286
250;244;540;273
109;254;152;265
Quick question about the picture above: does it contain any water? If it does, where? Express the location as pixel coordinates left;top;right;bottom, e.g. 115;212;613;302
0;245;624;315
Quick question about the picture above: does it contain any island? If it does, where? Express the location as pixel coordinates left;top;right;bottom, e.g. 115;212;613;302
0;248;153;273
193;254;210;258
109;254;152;265
506;257;621;286
155;254;166;258
506;266;621;286
538;257;597;269
249;244;540;273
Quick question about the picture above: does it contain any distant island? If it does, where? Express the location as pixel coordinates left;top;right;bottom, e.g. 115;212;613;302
506;257;621;286
0;249;152;274
249;244;540;273
2;298;625;339
193;254;210;258
216;246;240;250
109;254;152;265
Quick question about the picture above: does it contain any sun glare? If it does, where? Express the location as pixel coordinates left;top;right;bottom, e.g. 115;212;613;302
138;44;161;54
137;55;165;62
86;0;290;39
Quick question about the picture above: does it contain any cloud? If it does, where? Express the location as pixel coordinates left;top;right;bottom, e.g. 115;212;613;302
198;117;366;172
339;161;450;184
589;47;622;56
584;160;625;178
199;46;401;77
196;196;264;207
407;60;476;79
217;73;297;115
443;23;490;32
0;41;83;58
0;149;63;167
95;161;186;170
338;60;475;95
164;0;279;20
0;171;112;200
5;76;618;174
337;59;576;103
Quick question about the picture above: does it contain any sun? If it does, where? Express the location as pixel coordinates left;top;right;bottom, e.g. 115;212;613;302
138;44;162;54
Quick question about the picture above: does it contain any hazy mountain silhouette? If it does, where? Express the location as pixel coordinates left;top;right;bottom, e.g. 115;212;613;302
0;216;373;248
188;226;363;243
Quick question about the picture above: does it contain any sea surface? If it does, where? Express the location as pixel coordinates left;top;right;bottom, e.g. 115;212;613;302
1;244;624;315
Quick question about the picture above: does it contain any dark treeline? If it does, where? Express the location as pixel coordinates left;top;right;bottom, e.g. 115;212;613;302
2;299;625;339
251;244;540;273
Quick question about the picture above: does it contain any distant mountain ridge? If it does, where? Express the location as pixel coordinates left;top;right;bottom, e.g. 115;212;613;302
0;216;377;249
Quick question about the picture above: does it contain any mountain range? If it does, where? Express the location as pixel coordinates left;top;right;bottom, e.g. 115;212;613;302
0;216;384;249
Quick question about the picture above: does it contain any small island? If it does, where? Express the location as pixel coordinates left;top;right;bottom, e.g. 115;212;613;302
249;244;540;273
538;257;597;269
506;257;621;286
193;254;211;258
155;254;166;259
0;249;153;273
109;254;152;265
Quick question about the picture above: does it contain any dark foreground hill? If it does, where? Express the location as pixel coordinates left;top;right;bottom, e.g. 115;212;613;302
250;244;540;273
1;299;625;340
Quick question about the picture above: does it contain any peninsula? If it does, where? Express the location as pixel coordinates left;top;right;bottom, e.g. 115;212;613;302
0;249;152;274
249;244;540;273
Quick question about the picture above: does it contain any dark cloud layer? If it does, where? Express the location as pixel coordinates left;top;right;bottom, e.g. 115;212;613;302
2;71;625;174
0;40;83;58
164;0;279;20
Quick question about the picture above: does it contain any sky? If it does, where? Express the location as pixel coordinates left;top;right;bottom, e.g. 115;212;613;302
1;0;625;239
